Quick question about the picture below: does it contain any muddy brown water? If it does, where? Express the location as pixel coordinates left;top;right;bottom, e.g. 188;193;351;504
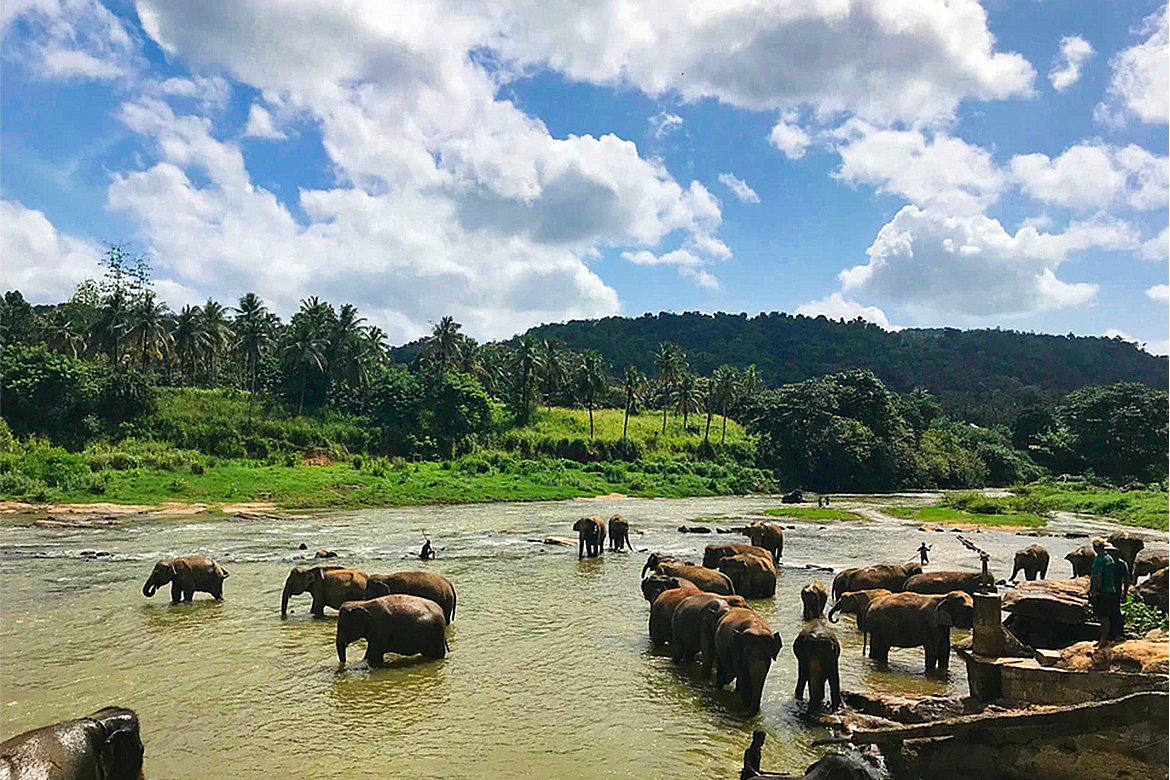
0;496;1150;779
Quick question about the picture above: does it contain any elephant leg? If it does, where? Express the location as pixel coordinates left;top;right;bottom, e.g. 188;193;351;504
938;630;952;670
714;659;733;688
578;537;585;560
1040;564;1048;580
184;586;194;602
212;583;224;600
1025;569;1036;581
811;675;826;711
311;594;325;616
170;582;182;604
671;644;686;664
870;640;889;664
828;664;842;710
794;659;807;699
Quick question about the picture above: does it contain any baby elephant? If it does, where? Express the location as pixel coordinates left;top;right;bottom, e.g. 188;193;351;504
0;706;144;780
142;555;229;603
336;594;448;666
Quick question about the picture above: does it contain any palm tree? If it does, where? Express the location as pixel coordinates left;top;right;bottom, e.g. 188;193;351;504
510;336;542;425
425;315;464;371
91;287;131;363
125;292;171;371
199;299;234;386
675;372;702;431
233;293;274;419
576;350;609;438
621;365;645;441
365;326;390;365
43;309;87;359
539;339;570;410
329;303;368;388
283;319;328;416
654;341;685;434
739;364;763;400
712;364;740;445
171;305;207;385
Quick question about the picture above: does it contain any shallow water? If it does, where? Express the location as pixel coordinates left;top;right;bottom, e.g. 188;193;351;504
0;496;1144;779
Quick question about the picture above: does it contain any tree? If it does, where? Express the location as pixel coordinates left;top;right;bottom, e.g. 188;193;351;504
198;299;234;386
1054;383;1169;483
425;315;465;371
42;308;87;359
711;364;739;444
540;338;569;410
424;371;493;458
576;350;609;438
621;365;645;441
509;335;542;425
125;291;170;371
233;293;275;419
675;372;702;431
171;305;207;386
329;303;369;389
283;319;328;416
654;341;686;433
0;291;38;349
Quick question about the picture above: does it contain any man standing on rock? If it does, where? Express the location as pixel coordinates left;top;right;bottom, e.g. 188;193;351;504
1089;537;1124;647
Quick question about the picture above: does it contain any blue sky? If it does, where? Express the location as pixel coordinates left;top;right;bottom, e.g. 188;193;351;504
2;0;1167;352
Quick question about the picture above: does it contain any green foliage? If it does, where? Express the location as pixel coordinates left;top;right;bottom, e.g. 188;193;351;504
762;507;864;521
421;371;494;458
1121;593;1169;635
885;505;1049;528
1048;383;1169;484
1011;480;1169;531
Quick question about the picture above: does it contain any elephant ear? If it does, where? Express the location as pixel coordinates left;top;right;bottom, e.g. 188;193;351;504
100;726;144;780
935;598;956;627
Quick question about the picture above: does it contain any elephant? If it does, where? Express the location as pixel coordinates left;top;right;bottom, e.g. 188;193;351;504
1065;545;1096;577
793;617;842;713
827;589;892;627
718;553;777;599
763;750;890;780
782;489;803;504
336;594;448;665
572;515;606;559
641;553;692;576
608;515;634;551
742;522;785;564
142;556;229;603
1010;544;1050;581
641;574;696;603
368;571;457;623
649;586;703;645
654;563;735;596
0;706;144;780
702;543;772;569
904;570;996;596
1107;531;1145;574
1134;567;1168;613
281;565;369;616
713;607;783;715
864;590;973;672
801;580;829;621
1134;549;1169;579
831;563;922;601
669;592;748;665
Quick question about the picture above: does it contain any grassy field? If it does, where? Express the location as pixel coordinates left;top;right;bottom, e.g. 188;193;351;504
762;507;864;522
885;505;1049;528
1010;482;1168;531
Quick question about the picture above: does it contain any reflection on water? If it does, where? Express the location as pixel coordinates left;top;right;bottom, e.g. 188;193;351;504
0;495;1132;779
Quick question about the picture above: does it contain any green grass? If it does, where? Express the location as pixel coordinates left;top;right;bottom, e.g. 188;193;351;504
1011;481;1168;531
762;507;864;522
886;505;1049;528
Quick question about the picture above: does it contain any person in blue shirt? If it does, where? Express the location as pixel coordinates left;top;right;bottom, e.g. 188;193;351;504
1088;538;1124;647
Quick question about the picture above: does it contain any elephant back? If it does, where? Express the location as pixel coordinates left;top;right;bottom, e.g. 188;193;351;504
367;572;456;623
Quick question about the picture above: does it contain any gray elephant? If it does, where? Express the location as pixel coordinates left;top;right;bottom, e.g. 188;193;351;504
831;563;922;601
281;565;368;616
864;590;973;672
368;571;456;623
742;521;785;564
702;543;772;569
648;585;703;645
669;592;747;665
1065;545;1096;577
608;514;634;551
0;706;144;780
641;574;696;603
142;555;229;603
713;607;783;715
336;594;448;666
647;558;735;595
904;570;995;595
573;515;607;559
827;589;892;655
718;553;777;598
759;750;890;780
1134;549;1169;579
793;617;841;713
640;552;692;576
1107;531;1145;574
1010;544;1050;581
801;581;829;621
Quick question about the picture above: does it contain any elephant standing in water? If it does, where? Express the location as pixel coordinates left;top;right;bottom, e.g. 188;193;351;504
1066;545;1096;577
1010;544;1050;581
1108;531;1145;576
831;563;922;601
643;552;735;595
718;553;777;598
0;706;144;780
142;555;229;603
864;590;973;672
904;570;995;596
742;522;784;564
794;581;840;713
281;565;368;616
368;571;457;623
641;574;696;603
801;581;829;621
573;515;607;559
608;515;634;551
702;543;772;569
336;594;448;665
713;607;782;715
668;592;748;664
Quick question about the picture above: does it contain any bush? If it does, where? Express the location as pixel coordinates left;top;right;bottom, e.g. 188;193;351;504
1121;593;1169;635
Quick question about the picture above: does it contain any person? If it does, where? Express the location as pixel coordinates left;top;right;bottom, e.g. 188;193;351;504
1105;543;1130;641
1088;537;1123;647
917;543;931;565
420;538;435;560
817;495;824;508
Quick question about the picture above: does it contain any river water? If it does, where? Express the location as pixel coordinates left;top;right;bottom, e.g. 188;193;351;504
0;495;1150;779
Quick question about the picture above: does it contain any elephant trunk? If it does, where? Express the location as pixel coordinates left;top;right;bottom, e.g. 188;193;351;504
641;560;653;577
281;583;294;616
142;581;157;598
336;635;348;664
827;602;842;623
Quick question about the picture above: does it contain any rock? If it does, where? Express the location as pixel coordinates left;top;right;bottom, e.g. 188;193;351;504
1056;638;1169;674
1134;567;1168;613
1064;532;1089;539
781;489;804;504
842;691;966;724
676;525;712;534
536;536;576;547
1134;549;1169;579
298;543;308;550
1002;577;1090;624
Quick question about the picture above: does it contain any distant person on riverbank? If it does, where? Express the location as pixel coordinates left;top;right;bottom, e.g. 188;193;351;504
918;543;931;565
420;539;435;560
1089;538;1124;647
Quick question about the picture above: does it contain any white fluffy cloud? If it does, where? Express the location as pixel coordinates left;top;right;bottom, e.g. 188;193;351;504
795;292;893;330
0;200;104;301
1141;227;1168;261
718;173;759;204
769;120;811;160
1147;284;1170;302
3;0;138;80
1010;142;1168;212
242;103;285;139
1097;6;1168;126
1049;35;1094;92
839;206;1140;315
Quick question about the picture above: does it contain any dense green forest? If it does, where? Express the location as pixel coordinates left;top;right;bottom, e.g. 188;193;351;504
392;311;1169;427
2;247;1167;508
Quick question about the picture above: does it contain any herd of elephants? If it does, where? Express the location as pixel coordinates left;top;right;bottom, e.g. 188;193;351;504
2;513;1166;779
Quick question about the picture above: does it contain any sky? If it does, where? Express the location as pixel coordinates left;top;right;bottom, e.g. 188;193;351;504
2;0;1167;353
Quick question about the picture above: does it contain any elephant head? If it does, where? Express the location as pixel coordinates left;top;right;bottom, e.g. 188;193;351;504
732;626;783;715
828;590;878;623
801;581;829;621
934;590;974;629
335;601;371;663
641;574;694;603
142;560;177;597
1;707;145;780
281;565;339;616
90;707;145;780
642;552;685;577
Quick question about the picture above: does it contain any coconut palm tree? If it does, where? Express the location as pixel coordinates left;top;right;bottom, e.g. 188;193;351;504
233;293;275;418
329;303;368;388
425;315;464;371
171;305;207;385
283;319;328;416
712;364;739;445
510;335;542;425
621;365;646;441
576;350;609;439
365;326;390;365
125;291;171;371
199;299;234;386
42;309;87;359
539;338;570;410
675;372;702;431
653;341;686;434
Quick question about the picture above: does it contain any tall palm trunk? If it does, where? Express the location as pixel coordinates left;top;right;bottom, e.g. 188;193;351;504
588;403;594;439
248;354;257;421
704;409;713;444
623;402;631;440
662;402;668;434
721;403;728;445
298;365;307;416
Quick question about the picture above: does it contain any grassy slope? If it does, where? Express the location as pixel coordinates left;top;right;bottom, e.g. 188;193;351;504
886;506;1049;528
501;407;745;453
1011;483;1168;531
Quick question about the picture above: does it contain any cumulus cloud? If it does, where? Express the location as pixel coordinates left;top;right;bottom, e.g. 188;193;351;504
1096;6;1168;126
1010;142;1168;211
0;200;104;301
620;247;723;289
1147;284;1170;302
1049;35;1094;92
795;292;893;330
242;103;286;139
4;0;138;81
769;119;811;159
838;206;1139;316
1141;227;1168;261
718;173;759;204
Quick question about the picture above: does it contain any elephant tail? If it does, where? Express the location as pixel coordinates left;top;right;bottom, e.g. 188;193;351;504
451;587;457;622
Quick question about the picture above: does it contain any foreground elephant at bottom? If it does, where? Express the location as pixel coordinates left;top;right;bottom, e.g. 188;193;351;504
864;591;973;672
143;555;229;602
368;571;457;623
793;617;841;713
281;565;367;616
714;607;782;715
336;594;448;665
0;706;144;780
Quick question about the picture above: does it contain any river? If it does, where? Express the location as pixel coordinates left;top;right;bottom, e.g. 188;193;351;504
0;495;1144;779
